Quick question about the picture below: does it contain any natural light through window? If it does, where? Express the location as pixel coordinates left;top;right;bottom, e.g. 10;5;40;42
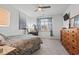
0;8;10;27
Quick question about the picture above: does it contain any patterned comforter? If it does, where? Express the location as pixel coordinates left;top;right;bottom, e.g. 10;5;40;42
5;35;42;55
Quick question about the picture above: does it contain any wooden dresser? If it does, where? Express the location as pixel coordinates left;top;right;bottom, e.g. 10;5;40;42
61;28;79;55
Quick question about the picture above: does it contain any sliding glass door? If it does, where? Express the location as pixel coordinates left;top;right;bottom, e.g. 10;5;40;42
37;17;53;37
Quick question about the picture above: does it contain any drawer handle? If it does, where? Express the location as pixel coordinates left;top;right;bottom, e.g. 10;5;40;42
72;40;75;42
71;53;74;55
72;47;75;49
72;31;74;33
72;35;74;37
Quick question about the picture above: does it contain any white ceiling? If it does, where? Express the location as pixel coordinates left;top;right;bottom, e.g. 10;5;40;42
12;4;70;18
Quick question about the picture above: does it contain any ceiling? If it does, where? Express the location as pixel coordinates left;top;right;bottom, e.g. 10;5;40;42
12;4;70;18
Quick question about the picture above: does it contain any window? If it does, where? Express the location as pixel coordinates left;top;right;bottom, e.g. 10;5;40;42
40;19;49;32
74;15;79;27
37;17;53;36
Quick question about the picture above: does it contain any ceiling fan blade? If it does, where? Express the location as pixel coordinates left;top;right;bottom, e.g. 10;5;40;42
39;6;51;8
34;5;51;12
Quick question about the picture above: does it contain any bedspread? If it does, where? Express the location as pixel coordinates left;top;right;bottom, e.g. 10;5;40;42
5;35;42;55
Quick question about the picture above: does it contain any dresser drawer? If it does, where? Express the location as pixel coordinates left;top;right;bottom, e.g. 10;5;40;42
69;34;77;40
68;39;77;45
69;46;79;55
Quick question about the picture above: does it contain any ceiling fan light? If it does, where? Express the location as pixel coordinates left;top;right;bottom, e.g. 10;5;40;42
38;8;42;11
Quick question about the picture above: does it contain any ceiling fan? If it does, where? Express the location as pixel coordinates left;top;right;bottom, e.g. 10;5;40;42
35;5;51;12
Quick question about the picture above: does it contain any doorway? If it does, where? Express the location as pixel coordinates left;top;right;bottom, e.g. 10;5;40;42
37;17;53;38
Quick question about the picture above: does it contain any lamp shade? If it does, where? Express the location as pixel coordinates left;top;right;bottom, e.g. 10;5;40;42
0;8;10;27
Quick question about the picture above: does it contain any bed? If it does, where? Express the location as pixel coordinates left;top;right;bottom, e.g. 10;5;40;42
0;34;42;55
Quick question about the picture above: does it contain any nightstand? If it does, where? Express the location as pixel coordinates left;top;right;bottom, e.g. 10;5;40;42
0;45;16;55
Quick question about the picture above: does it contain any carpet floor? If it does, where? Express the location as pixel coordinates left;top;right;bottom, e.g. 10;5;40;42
33;38;68;55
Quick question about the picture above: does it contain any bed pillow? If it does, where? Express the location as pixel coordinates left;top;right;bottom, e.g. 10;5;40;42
0;33;6;46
